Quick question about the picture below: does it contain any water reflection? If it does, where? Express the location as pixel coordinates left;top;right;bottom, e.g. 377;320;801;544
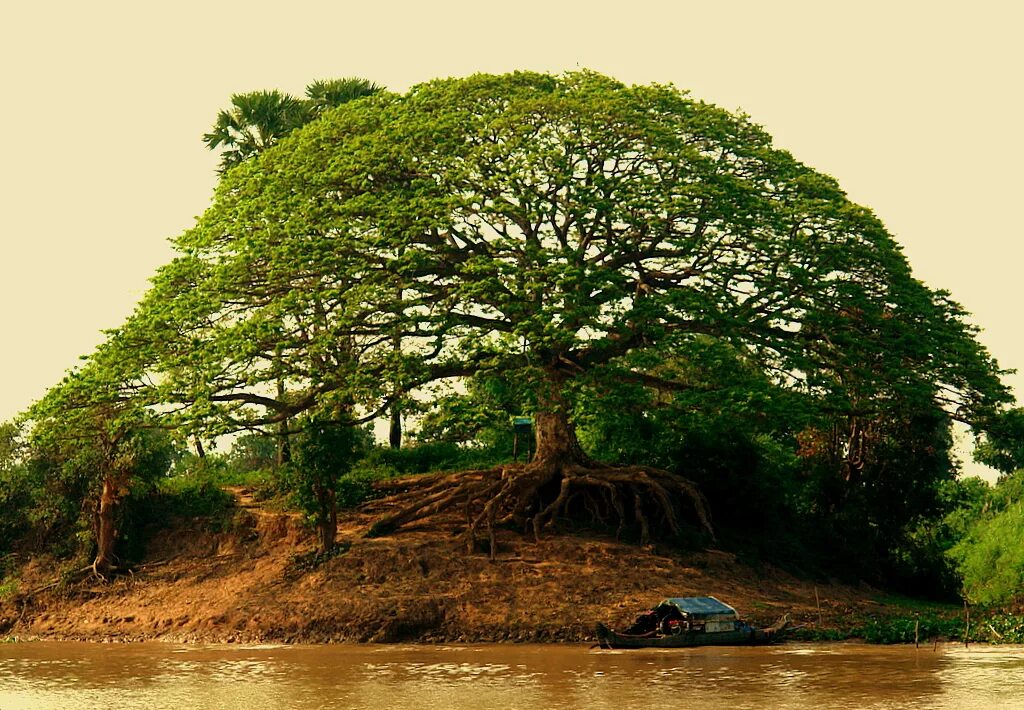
1;642;1023;709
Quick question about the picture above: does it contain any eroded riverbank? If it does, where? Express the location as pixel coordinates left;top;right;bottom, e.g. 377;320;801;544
0;505;964;645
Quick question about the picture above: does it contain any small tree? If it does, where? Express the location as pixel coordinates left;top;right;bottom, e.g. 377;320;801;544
27;353;172;576
290;410;365;552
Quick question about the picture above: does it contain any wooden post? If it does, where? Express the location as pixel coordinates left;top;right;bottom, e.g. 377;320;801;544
815;587;823;627
964;601;970;649
914;618;919;649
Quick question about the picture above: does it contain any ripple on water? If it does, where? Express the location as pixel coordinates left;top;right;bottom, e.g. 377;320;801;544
5;643;1024;710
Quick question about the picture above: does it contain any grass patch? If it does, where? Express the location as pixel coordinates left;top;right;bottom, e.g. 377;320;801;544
0;576;18;599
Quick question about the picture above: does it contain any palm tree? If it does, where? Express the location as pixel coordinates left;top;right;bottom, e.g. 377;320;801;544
202;77;392;449
305;77;384;117
203;78;384;174
203;89;311;173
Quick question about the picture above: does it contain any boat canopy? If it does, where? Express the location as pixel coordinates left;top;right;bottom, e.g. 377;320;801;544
656;597;738;620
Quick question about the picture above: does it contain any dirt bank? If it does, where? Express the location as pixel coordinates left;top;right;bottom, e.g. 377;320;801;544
0;502;918;644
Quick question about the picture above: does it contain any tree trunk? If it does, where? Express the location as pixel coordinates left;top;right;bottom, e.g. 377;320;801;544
389;405;402;450
93;477;118;574
193;436;206;459
315;484;337;552
276;421;291;467
533;409;588;466
532;370;588;466
275;368;291;467
389;307;403;450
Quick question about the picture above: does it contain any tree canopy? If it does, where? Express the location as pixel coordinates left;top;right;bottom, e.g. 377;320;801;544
51;71;1012;553
156;71;1007;427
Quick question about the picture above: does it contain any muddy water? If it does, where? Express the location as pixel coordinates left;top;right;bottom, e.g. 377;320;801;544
2;642;1023;709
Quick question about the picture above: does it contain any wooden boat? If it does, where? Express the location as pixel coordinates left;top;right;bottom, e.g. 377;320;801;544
595;596;788;649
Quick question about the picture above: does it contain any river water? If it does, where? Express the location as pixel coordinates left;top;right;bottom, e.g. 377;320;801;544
2;642;1023;709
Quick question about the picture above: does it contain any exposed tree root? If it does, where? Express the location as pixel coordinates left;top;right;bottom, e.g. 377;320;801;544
364;459;713;559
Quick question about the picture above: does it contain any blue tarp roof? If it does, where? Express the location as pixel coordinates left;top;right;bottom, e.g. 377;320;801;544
658;597;737;617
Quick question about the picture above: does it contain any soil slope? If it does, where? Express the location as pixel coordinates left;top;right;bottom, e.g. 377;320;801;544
1;496;905;644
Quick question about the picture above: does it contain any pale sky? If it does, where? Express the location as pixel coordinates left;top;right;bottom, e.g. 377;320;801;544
2;1;1020;476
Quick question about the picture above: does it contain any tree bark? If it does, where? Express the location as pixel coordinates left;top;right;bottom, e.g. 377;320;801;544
315;483;337;552
532;369;588;466
389;405;402;450
93;477;118;574
533;409;588;465
364;367;714;549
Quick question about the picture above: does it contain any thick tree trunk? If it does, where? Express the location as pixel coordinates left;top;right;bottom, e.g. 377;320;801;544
93;477;118;575
533;409;588;466
532;370;588;466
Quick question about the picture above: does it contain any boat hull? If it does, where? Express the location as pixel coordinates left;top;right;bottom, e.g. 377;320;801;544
595;622;776;649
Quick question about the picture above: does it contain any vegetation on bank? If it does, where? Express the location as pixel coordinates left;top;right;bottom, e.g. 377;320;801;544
790;607;1024;645
3;70;1024;622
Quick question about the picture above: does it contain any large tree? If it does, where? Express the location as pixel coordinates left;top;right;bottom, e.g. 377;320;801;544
138;71;1007;553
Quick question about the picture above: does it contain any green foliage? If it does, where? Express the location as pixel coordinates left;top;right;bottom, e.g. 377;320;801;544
855;614;965;644
152;476;235;519
115;471;236;563
225;433;278;476
282;413;371;537
948;479;1024;605
333;468;381;510
416;374;531;451
0;576;18;599
842;611;1024;645
124;69;1008;451
974;408;1024;474
204;78;384;173
362;440;510;476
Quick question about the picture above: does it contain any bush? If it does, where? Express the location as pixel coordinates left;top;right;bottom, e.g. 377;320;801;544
362;441;509;475
950;504;1024;605
946;471;1024;605
154;476;235;519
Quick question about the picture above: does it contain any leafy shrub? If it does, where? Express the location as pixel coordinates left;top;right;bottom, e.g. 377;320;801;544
949;503;1024;605
335;460;402;509
155;476;235;519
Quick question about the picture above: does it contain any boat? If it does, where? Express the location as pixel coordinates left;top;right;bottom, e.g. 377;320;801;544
595;596;788;649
